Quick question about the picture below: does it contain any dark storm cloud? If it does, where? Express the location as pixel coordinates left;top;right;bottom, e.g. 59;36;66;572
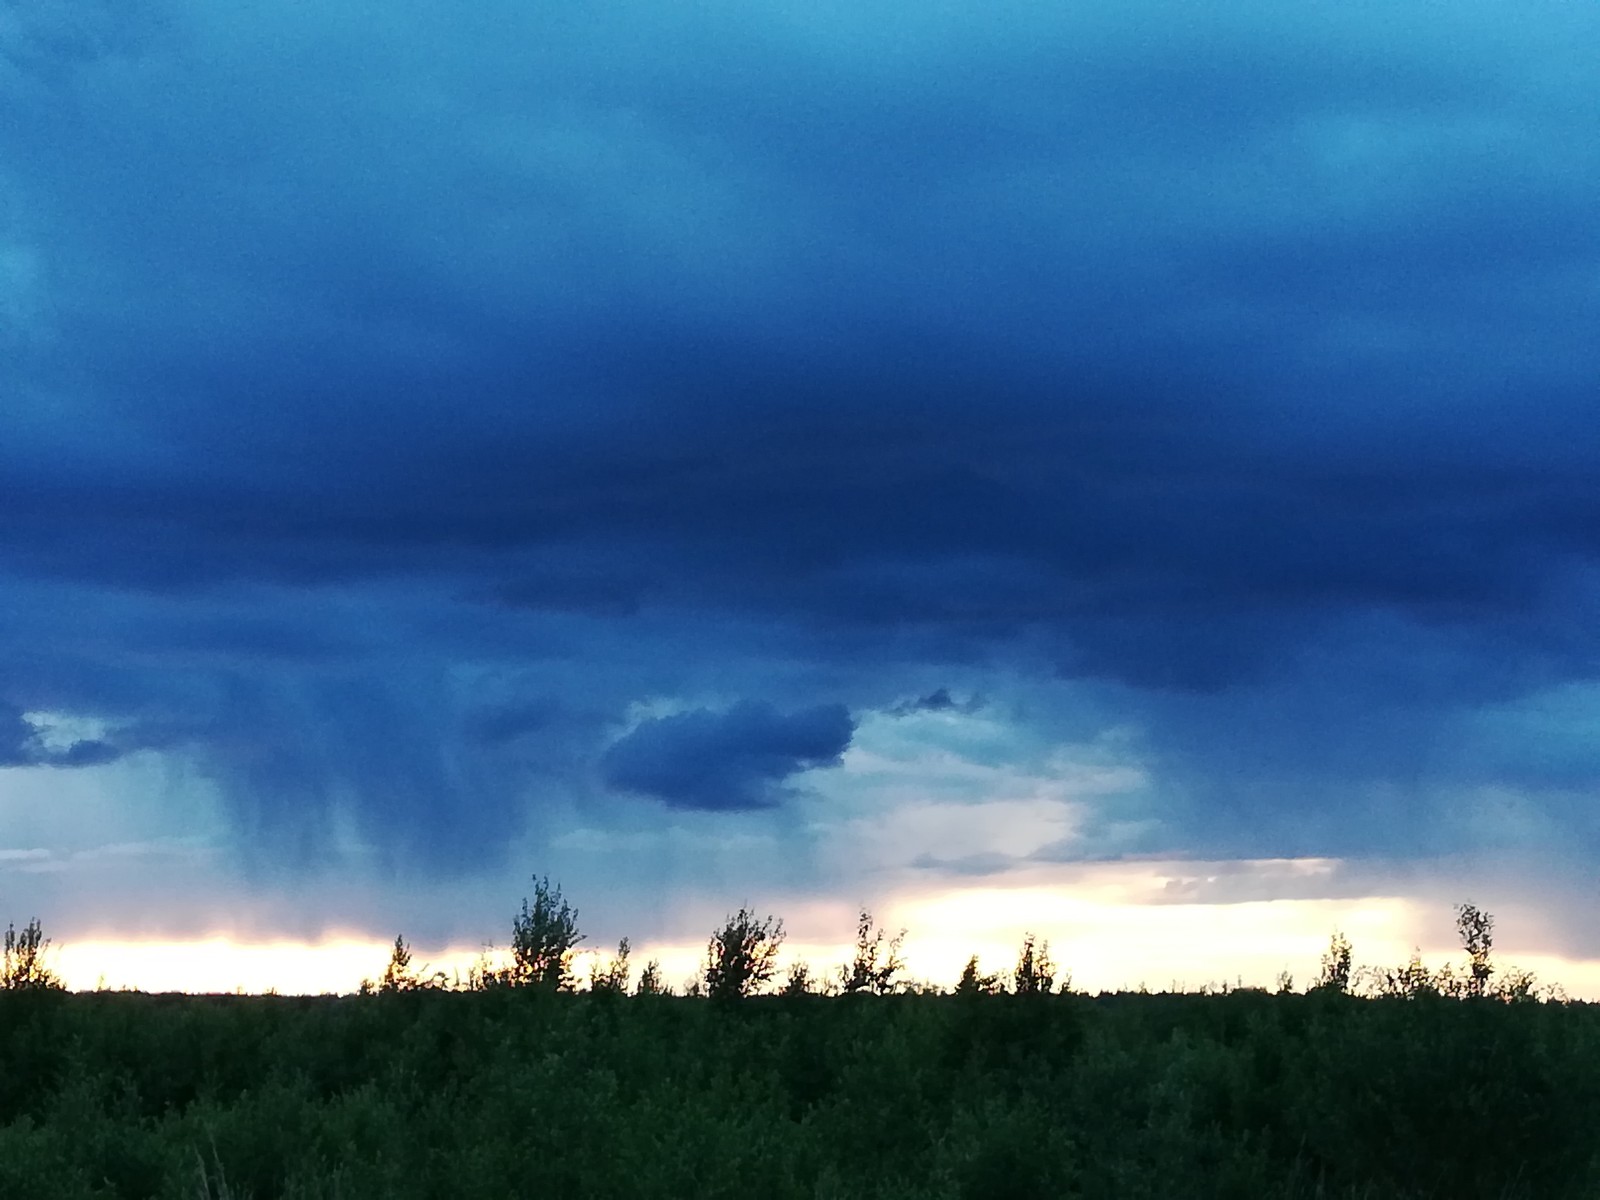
2;0;1599;880
888;689;985;718
601;702;856;811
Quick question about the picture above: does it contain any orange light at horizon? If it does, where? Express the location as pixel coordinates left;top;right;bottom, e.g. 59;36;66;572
43;874;1600;999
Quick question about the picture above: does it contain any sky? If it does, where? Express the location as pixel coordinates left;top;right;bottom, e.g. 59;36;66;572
3;0;1600;995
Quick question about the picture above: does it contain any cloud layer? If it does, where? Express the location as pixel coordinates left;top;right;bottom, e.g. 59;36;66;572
2;0;1599;951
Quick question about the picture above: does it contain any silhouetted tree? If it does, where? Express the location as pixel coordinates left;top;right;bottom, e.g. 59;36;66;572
385;934;414;988
704;907;784;1002
1495;965;1540;1002
590;937;632;994
782;960;815;996
954;954;1001;996
1315;930;1353;993
365;934;434;994
1013;933;1056;995
1374;949;1448;1000
634;957;666;996
1456;902;1494;999
840;908;906;995
465;946;502;992
508;875;584;990
2;918;64;991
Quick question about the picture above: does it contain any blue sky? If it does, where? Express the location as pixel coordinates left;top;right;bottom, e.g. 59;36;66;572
3;0;1599;990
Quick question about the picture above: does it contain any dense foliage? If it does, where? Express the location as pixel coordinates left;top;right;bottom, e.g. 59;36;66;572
2;985;1597;1199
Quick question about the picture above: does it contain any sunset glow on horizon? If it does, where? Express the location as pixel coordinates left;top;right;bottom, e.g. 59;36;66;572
44;869;1600;1001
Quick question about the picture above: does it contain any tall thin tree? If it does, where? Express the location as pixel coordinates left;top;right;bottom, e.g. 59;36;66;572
1456;903;1494;1000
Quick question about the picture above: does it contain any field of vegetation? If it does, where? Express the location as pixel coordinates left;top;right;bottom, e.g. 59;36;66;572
3;886;1597;1199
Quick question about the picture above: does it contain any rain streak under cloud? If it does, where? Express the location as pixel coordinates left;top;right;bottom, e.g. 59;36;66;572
2;0;1600;990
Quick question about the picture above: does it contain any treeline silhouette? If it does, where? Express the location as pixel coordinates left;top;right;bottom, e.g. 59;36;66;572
340;881;1553;1003
0;886;1562;1002
2;885;1598;1198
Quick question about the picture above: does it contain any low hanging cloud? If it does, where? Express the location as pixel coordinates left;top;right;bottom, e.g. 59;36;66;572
0;702;121;769
600;701;856;811
887;688;985;718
